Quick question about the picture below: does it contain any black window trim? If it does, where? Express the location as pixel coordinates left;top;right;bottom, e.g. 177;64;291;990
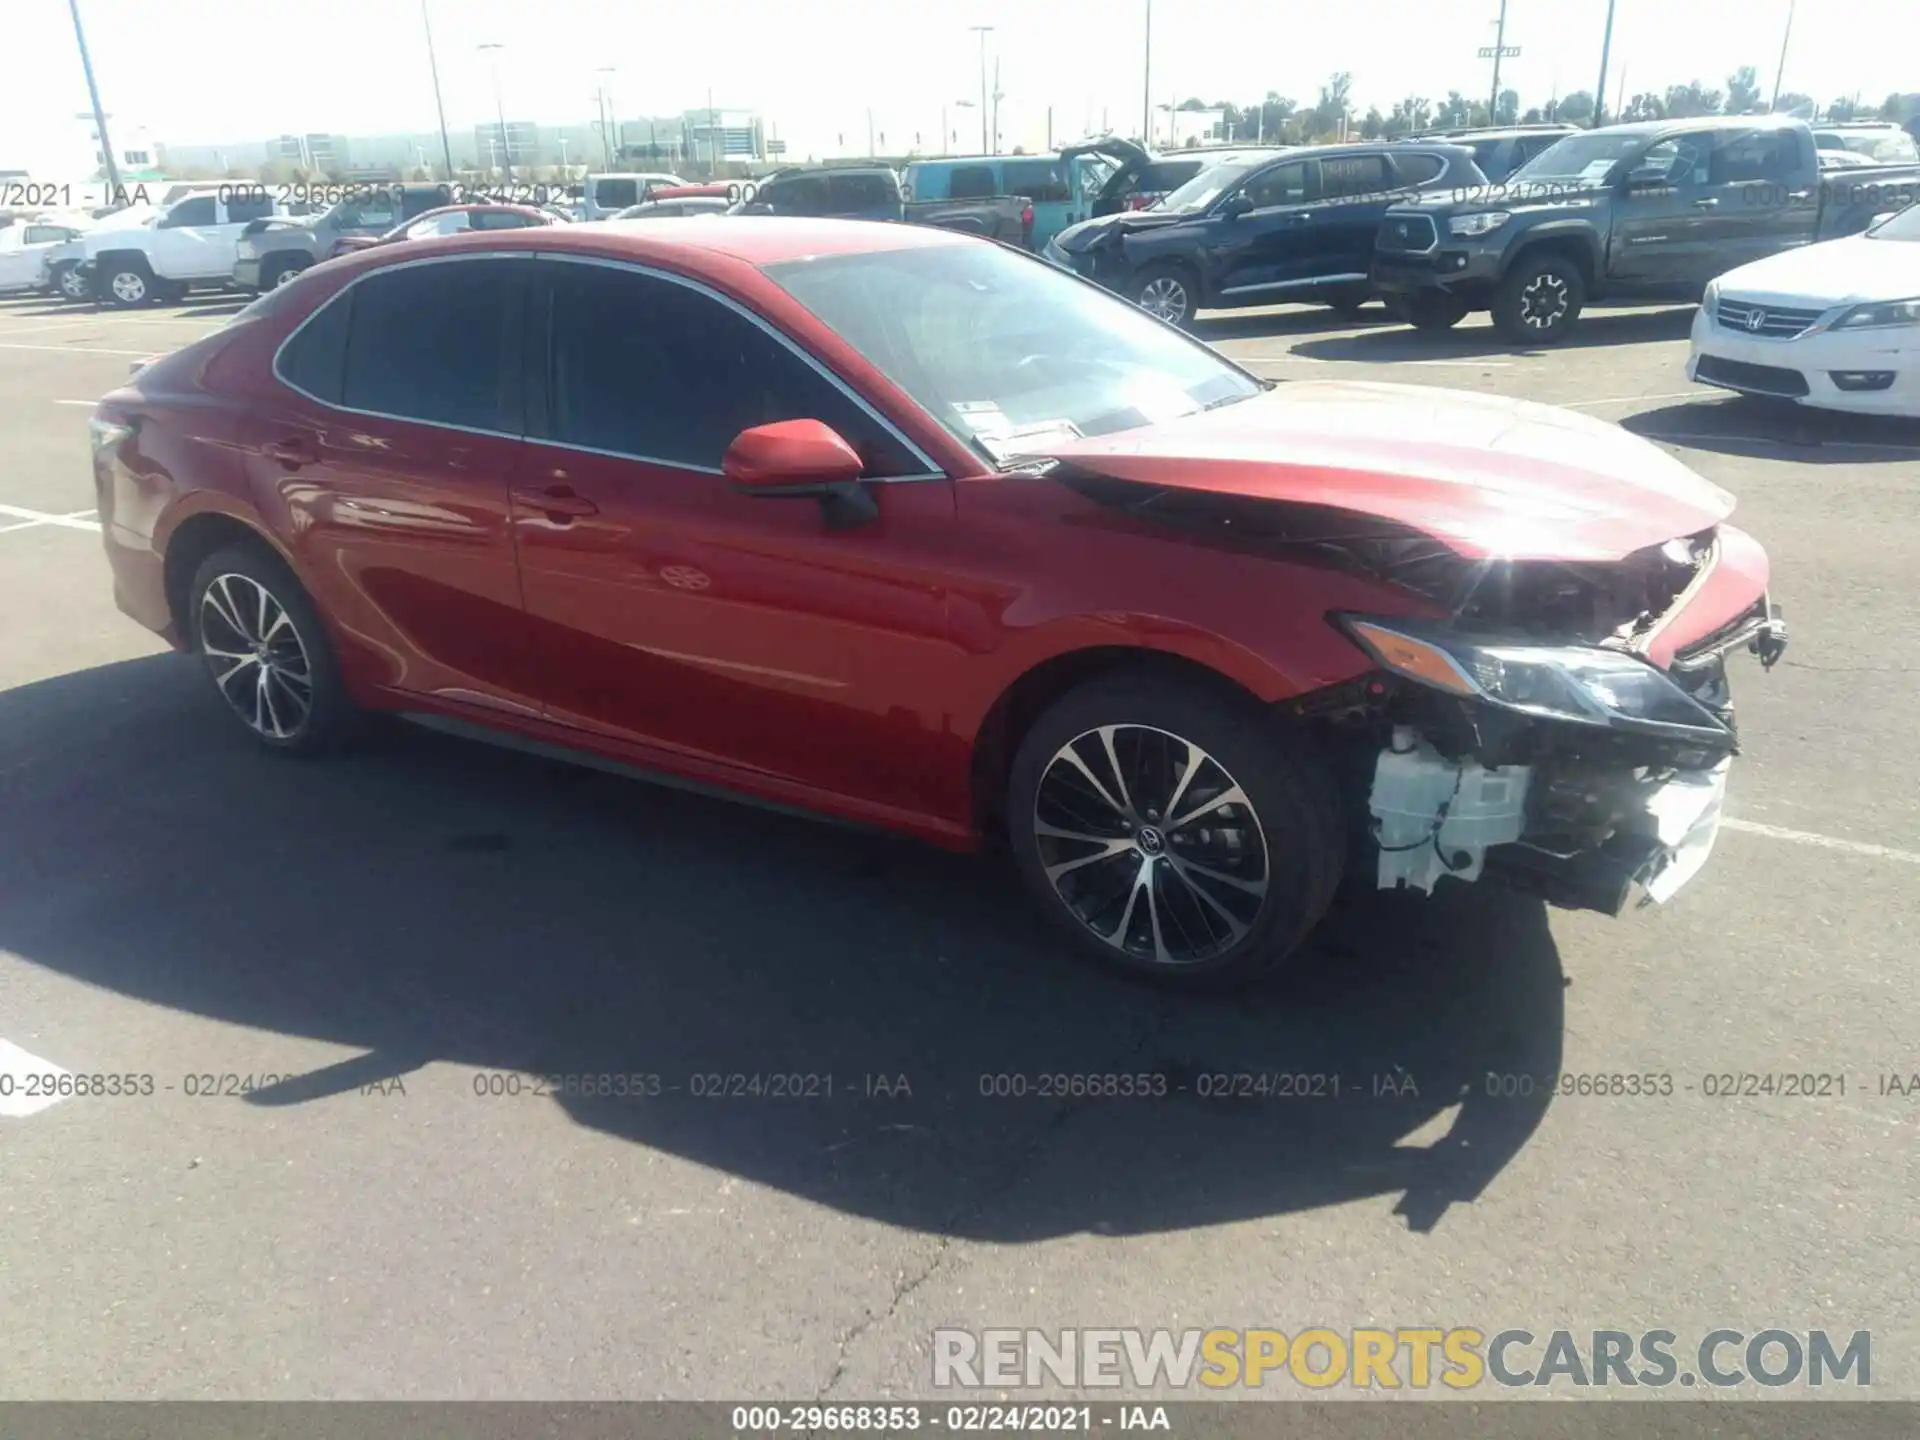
270;250;945;482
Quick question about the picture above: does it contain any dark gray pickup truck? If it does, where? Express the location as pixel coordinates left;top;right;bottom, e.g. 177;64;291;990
1372;115;1920;342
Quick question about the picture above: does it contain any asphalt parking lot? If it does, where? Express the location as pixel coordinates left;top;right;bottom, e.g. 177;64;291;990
1;287;1917;1405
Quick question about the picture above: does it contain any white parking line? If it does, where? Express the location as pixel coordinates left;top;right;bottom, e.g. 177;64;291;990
0;502;102;532
1563;390;1710;409
1237;354;1514;368
1723;818;1920;865
0;341;155;357
0;1038;72;1118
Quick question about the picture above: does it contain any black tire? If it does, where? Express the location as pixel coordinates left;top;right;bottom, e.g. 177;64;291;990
1492;251;1586;344
49;262;89;302
99;258;156;308
1006;675;1346;989
1391;292;1470;331
260;255;311;291
188;543;357;756
1128;262;1198;329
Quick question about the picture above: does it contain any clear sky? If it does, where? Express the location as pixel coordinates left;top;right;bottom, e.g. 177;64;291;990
3;0;1908;173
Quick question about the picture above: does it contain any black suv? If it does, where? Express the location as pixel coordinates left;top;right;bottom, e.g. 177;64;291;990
1043;142;1488;326
1398;124;1577;182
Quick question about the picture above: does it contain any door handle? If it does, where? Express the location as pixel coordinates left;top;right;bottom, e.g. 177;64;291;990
1691;197;1719;208
1287;212;1314;223
511;483;599;522
1786;190;1812;200
264;436;315;469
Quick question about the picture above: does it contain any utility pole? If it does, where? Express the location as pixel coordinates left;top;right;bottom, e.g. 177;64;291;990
867;107;875;157
419;0;455;180
1770;0;1796;112
1141;0;1152;143
992;55;1002;154
478;43;512;182
1592;0;1616;127
66;0;123;200
1488;0;1510;115
970;26;993;153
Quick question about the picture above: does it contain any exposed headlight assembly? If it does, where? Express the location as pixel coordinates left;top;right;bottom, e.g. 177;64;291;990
1337;615;1733;742
1832;296;1920;329
1448;211;1511;237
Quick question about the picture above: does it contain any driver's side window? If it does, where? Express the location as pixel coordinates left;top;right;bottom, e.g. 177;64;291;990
1239;161;1312;210
1634;134;1713;186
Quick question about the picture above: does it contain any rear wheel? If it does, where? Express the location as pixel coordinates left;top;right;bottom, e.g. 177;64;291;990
189;544;357;755
1327;285;1373;318
1006;675;1345;988
1128;263;1197;328
1492;252;1586;344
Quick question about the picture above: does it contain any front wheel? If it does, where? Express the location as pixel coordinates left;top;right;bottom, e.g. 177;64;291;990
50;262;90;301
262;256;311;290
1492;253;1586;344
1006;676;1346;988
101;262;154;308
1128;263;1198;328
189;544;358;755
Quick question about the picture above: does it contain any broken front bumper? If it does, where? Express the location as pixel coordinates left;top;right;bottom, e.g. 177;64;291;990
1363;597;1784;916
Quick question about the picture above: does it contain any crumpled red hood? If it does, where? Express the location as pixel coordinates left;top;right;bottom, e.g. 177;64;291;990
1036;380;1736;561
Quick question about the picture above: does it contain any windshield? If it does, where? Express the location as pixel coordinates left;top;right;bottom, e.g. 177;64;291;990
1156;160;1262;213
762;242;1261;464
1507;131;1645;184
1869;203;1920;240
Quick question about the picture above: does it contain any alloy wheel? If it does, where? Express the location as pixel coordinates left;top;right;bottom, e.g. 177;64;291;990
1137;276;1190;324
1520;273;1569;329
58;267;89;300
198;572;315;740
1033;723;1269;966
272;264;306;289
110;271;148;304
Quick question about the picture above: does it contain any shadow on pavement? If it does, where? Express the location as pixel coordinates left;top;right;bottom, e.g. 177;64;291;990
1292;305;1698;363
1191;302;1400;343
0;655;1568;1237
1621;397;1920;463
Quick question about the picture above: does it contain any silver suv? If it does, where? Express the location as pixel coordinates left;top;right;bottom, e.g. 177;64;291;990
233;184;451;293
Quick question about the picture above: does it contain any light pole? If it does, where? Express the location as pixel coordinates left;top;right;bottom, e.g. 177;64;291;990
1591;0;1616;127
419;0;455;180
969;25;994;153
1769;0;1796;112
477;42;512;182
595;67;617;167
1488;0;1510;115
1141;0;1152;144
65;0;123;200
953;98;974;155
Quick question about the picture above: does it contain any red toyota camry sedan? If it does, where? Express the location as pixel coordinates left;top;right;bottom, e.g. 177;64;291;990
88;219;1785;986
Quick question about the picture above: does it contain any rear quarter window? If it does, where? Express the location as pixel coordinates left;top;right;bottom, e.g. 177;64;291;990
948;165;998;199
1001;160;1071;202
1391;152;1447;185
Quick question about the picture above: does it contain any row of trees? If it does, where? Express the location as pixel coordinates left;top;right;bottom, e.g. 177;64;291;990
1185;70;1920;146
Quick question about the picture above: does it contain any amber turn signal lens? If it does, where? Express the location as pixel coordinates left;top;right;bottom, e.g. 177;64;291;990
1347;620;1477;696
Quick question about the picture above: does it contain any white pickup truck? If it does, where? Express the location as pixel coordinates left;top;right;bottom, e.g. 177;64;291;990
80;187;299;306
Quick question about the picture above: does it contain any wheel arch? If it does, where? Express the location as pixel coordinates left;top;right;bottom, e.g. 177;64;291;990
93;247;155;275
1502;227;1599;290
161;507;297;646
967;645;1274;842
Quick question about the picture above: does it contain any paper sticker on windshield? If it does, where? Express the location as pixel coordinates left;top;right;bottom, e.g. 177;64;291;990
953;401;1008;433
1578;159;1616;181
977;419;1084;462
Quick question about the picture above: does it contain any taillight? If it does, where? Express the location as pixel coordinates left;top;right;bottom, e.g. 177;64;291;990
1021;204;1034;226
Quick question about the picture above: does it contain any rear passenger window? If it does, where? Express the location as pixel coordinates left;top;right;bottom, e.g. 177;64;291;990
948;165;998;199
1391;152;1446;185
339;259;525;431
1711;131;1800;184
276;290;352;404
826;172;899;210
1002;160;1070;203
542;263;916;475
1318;153;1392;199
763;174;830;213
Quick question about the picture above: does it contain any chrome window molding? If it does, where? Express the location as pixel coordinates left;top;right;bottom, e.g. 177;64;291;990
269;247;950;482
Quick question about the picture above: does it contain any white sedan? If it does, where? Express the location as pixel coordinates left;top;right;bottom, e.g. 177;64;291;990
1688;204;1920;418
